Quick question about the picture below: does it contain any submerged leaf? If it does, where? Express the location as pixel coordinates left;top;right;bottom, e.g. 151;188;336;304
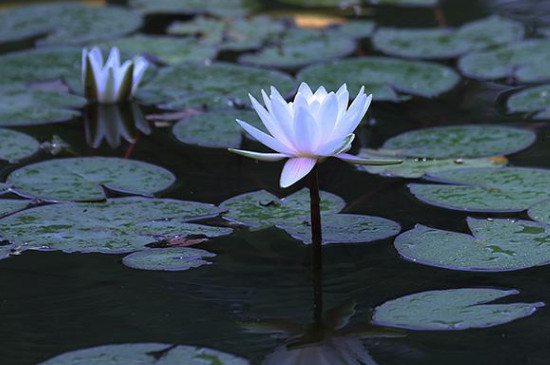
122;247;216;271
0;128;40;162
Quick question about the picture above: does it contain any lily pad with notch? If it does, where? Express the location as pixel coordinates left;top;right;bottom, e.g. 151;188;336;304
38;343;250;365
6;157;176;202
372;288;543;330
297;57;460;102
0;197;230;254
129;0;259;17
0;199;31;217
506;84;550;119
373;16;524;59
0;128;40;162
409;167;550;212
122;247;216;271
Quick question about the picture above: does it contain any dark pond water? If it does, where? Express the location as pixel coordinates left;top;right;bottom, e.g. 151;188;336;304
2;0;550;364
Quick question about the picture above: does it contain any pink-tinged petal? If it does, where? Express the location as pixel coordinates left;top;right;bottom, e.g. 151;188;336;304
228;148;288;161
293;104;319;153
316;134;354;156
336;153;402;165
317;92;339;133
280;157;317;188
297;82;313;98
249;94;293;147
236;119;295;154
132;57;148;93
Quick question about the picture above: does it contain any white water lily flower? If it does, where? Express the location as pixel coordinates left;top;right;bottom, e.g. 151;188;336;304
229;82;399;188
82;47;148;104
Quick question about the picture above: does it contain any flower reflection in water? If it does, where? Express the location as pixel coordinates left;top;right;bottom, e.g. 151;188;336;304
84;102;151;149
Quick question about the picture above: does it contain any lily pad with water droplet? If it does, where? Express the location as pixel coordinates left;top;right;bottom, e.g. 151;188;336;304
382;125;535;158
458;39;550;82
172;110;264;148
0;197;229;254
507;84;550;119
372;288;543;330
129;0;258;17
0;3;142;47
297;57;460;102
122;247;216;271
395;217;550;271
6;157;176;202
373;16;524;59
38;343;250;365
138;62;295;110
0;199;30;217
409;167;550;212
0;129;40;162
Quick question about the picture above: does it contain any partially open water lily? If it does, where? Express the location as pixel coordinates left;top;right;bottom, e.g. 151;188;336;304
229;82;401;187
82;47;148;104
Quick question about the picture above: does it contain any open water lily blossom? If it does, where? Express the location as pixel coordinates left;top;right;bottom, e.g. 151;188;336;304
82;47;148;104
229;83;400;188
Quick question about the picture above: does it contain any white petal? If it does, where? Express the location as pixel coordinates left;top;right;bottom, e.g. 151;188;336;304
297;82;313;98
261;89;272;112
88;47;104;68
313;85;328;98
269;93;295;136
114;60;132;99
249;94;293;147
336;84;350;119
333;92;368;137
336;153;402;165
317;134;354;156
293;105;319;153
105;47;121;69
236;119;295;154
317;92;339;134
280;157;317;188
228;148;288;161
132;57;148;94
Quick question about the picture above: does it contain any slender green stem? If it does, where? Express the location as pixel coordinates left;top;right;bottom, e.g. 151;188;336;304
309;165;323;327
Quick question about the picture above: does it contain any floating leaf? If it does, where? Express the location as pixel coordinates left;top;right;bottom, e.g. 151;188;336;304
0;3;142;47
366;0;438;7
95;35;218;65
0;199;30;217
382;125;535;158
0;197;229;254
38;343;250;365
372;288;543;330
172;110;264;148
297;57;460;102
6;157;176;202
507;84;550;119
373;16;524;59
122;247;216;271
409;167;550;212
138;62;295;110
278;0;358;7
0;128;40;162
129;0;258;17
458;39;550;82
527;200;550;224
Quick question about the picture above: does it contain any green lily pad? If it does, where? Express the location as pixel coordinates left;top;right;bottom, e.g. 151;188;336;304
372;288;543;330
95;35;218;65
373;16;524;59
0;128;40;162
172;110;264;148
278;0;358;6
239;28;357;69
167;16;286;52
122;247;216;271
0;199;31;217
6;157;176;202
129;0;259;17
138;62;295;110
0;89;86;127
297;57;460;102
409;167;550;212
382;125;535;158
220;189;400;244
395;217;550;271
38;343;250;365
366;0;438;7
0;3;142;47
329;20;376;39
0;197;229;254
458;39;550;82
356;149;507;178
507;84;550;119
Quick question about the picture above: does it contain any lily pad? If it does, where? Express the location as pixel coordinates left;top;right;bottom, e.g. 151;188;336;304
0;3;142;47
0;197;229;254
372;288;543;330
366;0;438;7
95;35;218;65
278;0;358;7
38;343;250;365
409;167;550;212
507;84;550;119
0;128;40;162
0;88;86;127
122;247;216;271
395;217;550;271
373;16;524;59
138;62;295;110
0;199;31;217
382;125;535;158
129;0;259;17
297;57;460;102
6;157;176;202
527;199;550;224
172;110;263;148
458;39;550;82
